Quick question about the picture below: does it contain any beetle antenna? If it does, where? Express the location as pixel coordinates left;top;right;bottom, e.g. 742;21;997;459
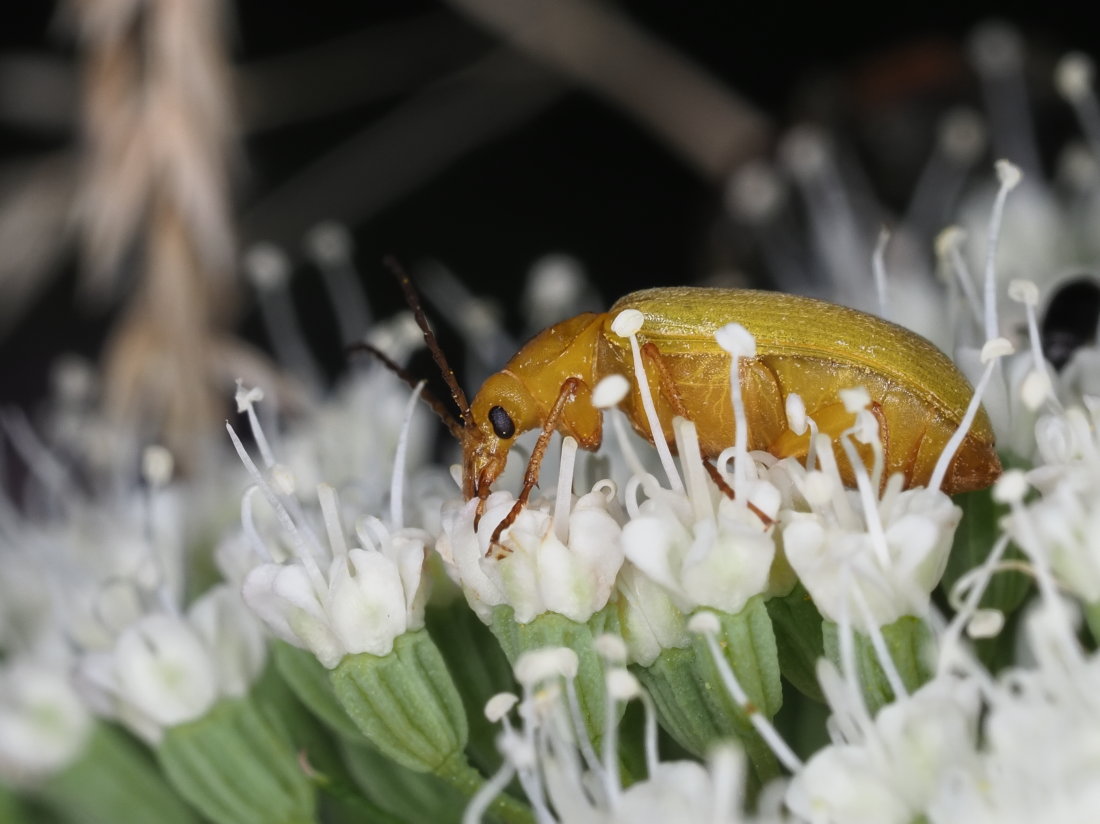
384;256;474;429
346;341;466;442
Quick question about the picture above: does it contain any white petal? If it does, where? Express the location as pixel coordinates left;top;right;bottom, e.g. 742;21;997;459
271;566;344;668
112;615;217;729
622;515;692;601
188;585;268;697
327;549;409;657
241;564;305;647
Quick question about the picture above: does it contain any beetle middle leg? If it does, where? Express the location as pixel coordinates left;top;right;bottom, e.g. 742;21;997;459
488;376;584;558
640;342;773;525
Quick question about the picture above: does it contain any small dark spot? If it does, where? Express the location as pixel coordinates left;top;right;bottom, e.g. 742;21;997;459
488;405;515;439
1042;277;1100;371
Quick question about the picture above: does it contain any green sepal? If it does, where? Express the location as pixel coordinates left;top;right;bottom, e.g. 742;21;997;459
426;599;516;775
330;629;468;773
274;640;496;821
765;583;825;702
488;605;615;747
633;595;782;782
36;722;198;824
822;615;934;715
157;696;315;824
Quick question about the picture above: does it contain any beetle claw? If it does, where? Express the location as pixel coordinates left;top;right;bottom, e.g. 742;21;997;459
486;497;525;557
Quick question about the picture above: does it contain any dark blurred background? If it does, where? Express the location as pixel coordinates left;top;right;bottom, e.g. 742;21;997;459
0;0;1093;416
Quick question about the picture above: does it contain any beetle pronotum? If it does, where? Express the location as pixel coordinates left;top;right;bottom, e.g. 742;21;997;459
388;266;1001;552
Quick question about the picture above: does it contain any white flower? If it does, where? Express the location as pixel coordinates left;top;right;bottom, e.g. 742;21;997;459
0;491;188;655
608;323;780;661
436;482;623;625
188;584;269;698
0;659;94;784
75;585;266;744
615;564;688;667
1006;405;1100;603
781;455;960;631
612;754;760;824
242;511;429;668
787;668;981;824
622;480;778;620
927;599;1100;823
231;384;432;669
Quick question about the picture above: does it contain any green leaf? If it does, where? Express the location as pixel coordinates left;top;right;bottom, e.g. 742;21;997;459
765;584;825;702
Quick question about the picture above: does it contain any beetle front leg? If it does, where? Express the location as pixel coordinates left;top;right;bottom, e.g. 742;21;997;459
488;376;584;558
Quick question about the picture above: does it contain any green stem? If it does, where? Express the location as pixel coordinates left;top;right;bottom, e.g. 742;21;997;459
436;754;535;824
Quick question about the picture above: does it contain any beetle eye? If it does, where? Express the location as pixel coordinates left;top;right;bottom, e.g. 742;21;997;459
488;405;515;439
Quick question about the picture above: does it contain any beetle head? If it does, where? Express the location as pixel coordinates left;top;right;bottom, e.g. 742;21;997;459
465;370;539;501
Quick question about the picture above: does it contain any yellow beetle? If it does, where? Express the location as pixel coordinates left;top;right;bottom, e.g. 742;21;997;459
463;287;1000;513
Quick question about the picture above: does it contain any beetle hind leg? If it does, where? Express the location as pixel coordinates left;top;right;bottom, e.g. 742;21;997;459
640;342;771;525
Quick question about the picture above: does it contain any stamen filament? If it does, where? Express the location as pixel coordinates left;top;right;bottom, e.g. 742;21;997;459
626;330;683;492
673;417;713;524
554;436;578;543
930;341;1009;490
390;381;425;529
317;483;348;560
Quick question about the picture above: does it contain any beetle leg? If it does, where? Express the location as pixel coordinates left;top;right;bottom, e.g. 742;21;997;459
640;342;691;418
473;490;488;529
641;342;774;528
488;377;583;558
700;459;774;527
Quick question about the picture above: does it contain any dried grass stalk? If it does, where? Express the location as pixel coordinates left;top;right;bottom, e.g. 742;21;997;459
71;0;244;470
